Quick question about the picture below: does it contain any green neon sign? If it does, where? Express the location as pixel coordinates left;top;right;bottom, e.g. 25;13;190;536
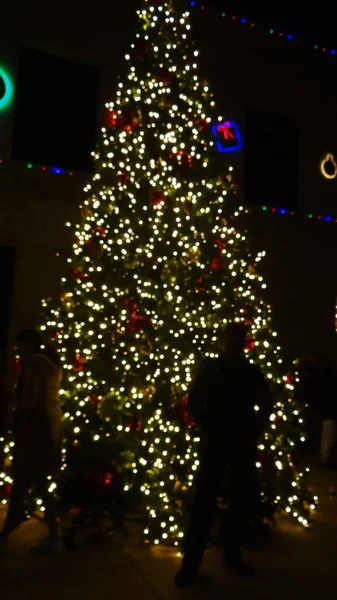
0;67;14;112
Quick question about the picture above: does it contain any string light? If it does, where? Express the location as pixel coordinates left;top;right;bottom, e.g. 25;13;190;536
0;159;74;176
190;1;337;57
0;159;335;224
0;0;317;541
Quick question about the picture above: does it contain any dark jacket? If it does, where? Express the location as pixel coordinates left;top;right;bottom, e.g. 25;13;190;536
13;353;63;478
188;354;273;457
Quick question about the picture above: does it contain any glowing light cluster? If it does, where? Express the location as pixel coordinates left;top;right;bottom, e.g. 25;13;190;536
0;0;317;541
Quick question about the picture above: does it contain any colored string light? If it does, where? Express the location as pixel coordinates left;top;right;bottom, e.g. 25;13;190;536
0;159;334;224
190;1;336;57
259;205;336;223
0;0;317;547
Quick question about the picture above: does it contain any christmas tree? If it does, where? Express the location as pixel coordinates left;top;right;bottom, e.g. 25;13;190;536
1;0;317;541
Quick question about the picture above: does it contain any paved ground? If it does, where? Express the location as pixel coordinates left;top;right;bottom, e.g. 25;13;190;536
1;454;337;599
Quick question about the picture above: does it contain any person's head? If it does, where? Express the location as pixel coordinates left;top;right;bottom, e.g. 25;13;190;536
17;329;42;361
221;322;247;356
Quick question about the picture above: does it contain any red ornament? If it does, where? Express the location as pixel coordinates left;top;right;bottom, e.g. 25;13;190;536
128;414;142;432
158;69;172;86
104;472;113;487
117;111;138;132
216;238;227;252
0;483;12;499
70;267;86;280
92;225;106;237
73;353;85;372
197;118;208;131
118;172;130;186
50;329;60;342
243;307;254;320
125;321;137;336
150;190;166;206
90;392;101;405
179;394;196;428
86;239;95;253
86;239;104;260
196;276;205;292
125;315;152;336
125;297;137;315
169;151;192;168
105;109;117;128
86;471;114;493
137;315;152;330
210;257;225;271
180;152;193;169
245;336;255;351
285;371;295;385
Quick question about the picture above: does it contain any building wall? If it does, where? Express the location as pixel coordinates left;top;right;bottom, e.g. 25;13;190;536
0;163;84;357
1;2;337;368
197;15;337;215
196;15;337;359
242;211;337;359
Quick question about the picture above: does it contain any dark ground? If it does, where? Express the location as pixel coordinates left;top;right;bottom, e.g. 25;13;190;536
1;453;336;599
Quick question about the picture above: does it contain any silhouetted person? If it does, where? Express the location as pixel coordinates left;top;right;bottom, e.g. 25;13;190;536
0;329;63;555
175;323;273;588
302;350;337;466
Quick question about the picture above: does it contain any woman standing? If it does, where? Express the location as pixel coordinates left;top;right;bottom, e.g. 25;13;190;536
0;329;63;555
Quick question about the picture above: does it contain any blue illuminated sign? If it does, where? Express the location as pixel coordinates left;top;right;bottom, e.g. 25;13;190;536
212;120;243;153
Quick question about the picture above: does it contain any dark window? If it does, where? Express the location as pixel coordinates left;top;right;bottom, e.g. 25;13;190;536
13;48;99;172
245;109;299;209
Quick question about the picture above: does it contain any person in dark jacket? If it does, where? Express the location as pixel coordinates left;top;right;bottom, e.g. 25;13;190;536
175;322;273;588
0;329;63;556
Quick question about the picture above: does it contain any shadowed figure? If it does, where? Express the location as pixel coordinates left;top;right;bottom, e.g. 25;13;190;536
0;329;63;556
175;322;273;588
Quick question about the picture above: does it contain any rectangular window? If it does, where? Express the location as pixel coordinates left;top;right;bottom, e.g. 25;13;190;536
13;48;99;172
245;108;299;209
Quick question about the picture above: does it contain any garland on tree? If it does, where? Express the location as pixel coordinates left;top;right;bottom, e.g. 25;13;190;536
0;0;317;543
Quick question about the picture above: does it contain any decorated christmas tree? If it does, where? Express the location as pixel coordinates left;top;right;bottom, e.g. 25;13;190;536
0;0;317;540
